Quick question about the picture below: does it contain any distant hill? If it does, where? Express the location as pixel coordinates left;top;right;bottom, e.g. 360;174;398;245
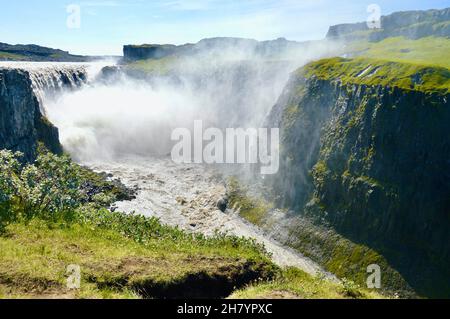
327;7;450;42
123;37;313;61
0;42;110;62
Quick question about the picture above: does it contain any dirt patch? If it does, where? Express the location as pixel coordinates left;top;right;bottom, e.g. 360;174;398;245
88;256;276;299
257;290;302;299
0;275;72;299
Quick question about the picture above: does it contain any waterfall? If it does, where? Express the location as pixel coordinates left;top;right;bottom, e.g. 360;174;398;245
0;62;109;115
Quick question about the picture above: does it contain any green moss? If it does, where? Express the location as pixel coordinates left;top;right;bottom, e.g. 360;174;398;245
0;51;28;60
230;267;386;299
287;219;413;297
346;36;450;69
282;104;300;130
302;56;450;94
227;177;272;226
311;161;329;185
124;56;179;75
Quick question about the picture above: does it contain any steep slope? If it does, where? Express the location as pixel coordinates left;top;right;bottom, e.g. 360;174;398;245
0;64;88;161
266;57;450;297
0;68;62;161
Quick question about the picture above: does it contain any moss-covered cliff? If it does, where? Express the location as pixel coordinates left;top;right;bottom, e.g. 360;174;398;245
0;68;62;161
266;57;450;297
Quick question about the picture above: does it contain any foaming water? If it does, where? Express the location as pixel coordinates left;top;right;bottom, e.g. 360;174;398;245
43;59;294;162
0;61;112;115
87;155;335;278
45;79;202;161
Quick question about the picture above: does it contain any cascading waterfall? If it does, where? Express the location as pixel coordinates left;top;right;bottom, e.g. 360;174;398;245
0;61;108;115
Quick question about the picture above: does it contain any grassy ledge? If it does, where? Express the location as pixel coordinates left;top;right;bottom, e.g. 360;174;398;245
346;36;450;69
226;177;272;226
301;57;450;94
0;216;276;299
230;267;385;299
124;56;179;75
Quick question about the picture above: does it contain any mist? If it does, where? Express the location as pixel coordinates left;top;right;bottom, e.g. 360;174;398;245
43;38;341;164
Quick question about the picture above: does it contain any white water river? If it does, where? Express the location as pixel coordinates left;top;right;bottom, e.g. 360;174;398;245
85;155;333;278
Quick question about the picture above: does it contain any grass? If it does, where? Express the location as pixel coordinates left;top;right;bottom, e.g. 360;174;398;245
0;211;388;299
229;267;386;299
0;214;277;299
346;36;450;69
227;177;272;226
124;56;179;75
0;51;28;61
302;56;450;94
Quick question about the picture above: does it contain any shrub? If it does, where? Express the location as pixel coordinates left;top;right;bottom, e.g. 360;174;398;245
18;152;87;222
0;150;89;224
0;150;23;230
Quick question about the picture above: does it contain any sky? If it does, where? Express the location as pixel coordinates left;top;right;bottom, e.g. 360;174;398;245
0;0;448;56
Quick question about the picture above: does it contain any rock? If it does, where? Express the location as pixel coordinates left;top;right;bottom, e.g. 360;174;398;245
326;8;450;41
217;197;229;212
0;68;63;162
176;197;188;205
265;59;450;297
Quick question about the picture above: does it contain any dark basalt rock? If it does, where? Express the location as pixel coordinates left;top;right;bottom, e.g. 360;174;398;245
0;68;62;162
217;197;229;213
265;66;450;297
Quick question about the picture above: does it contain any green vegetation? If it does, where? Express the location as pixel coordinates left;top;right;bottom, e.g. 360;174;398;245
0;150;277;298
225;175;409;297
0;150;390;299
285;215;413;297
125;56;179;75
345;36;450;69
227;177;272;226
0;51;27;61
302;56;450;94
0;215;276;299
230;267;385;299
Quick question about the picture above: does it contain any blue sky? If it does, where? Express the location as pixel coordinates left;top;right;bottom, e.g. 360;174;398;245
0;0;448;55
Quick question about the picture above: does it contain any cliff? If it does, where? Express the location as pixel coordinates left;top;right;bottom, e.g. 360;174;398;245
123;37;312;61
266;57;450;297
327;7;450;42
0;42;110;62
0;68;63;161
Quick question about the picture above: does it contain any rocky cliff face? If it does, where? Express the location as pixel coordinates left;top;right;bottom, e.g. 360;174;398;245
0;68;62;161
0;64;89;162
327;7;450;41
266;58;450;297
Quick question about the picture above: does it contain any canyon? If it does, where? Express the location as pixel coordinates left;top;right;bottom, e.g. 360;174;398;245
1;7;449;298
